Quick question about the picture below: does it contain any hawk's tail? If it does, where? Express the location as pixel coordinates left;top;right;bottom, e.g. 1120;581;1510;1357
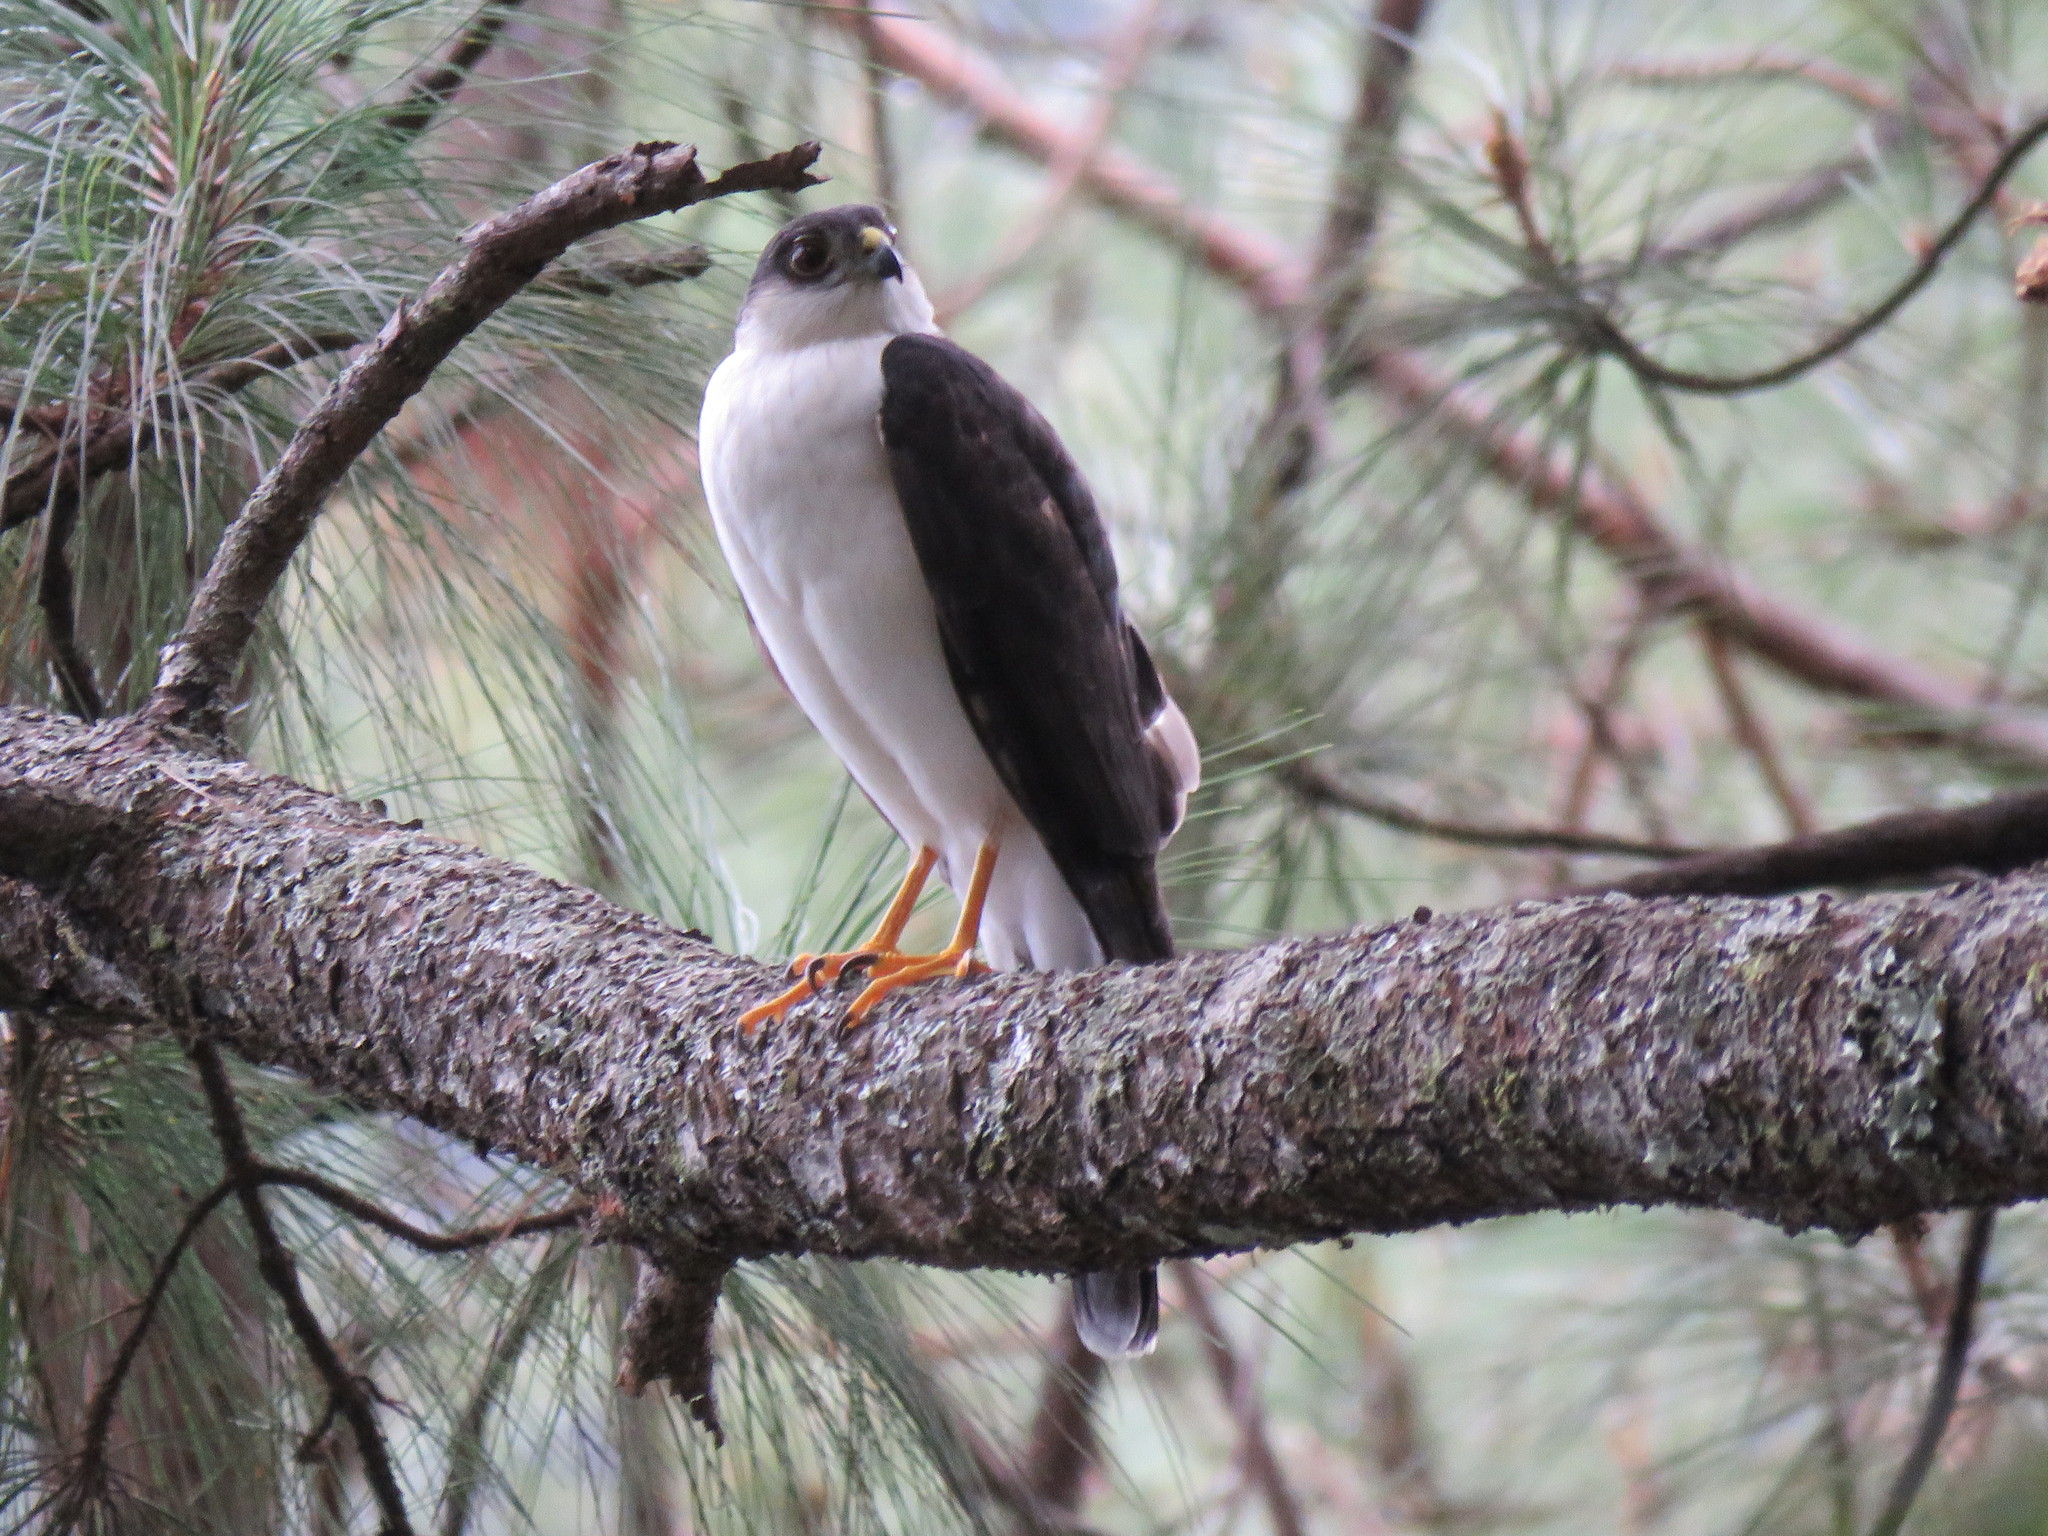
1073;1267;1159;1358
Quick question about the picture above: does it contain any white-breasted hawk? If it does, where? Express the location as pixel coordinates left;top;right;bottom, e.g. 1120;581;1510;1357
698;205;1200;1358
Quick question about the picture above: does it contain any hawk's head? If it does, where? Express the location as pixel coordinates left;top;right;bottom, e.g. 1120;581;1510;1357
737;204;937;351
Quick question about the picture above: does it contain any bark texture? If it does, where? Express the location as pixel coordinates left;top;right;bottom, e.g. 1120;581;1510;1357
6;705;2048;1284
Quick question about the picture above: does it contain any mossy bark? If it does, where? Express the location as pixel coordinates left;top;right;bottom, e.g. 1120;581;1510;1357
5;704;2048;1278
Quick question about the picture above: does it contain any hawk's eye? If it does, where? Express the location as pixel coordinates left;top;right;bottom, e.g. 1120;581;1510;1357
785;235;832;280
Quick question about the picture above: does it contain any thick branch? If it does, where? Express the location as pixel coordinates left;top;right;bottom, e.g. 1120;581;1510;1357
10;706;2048;1282
143;140;822;734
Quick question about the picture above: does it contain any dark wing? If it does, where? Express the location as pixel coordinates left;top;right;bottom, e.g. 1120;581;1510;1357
880;333;1179;963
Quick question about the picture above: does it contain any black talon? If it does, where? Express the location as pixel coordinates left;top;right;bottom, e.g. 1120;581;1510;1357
803;956;831;990
836;952;881;987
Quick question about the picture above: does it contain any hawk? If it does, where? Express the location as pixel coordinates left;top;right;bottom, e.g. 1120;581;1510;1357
698;205;1200;1358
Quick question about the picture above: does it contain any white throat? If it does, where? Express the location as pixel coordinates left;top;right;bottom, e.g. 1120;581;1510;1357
734;264;941;355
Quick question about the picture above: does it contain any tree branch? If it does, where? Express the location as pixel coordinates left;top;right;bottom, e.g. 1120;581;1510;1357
1175;1264;1307;1536
253;1165;588;1254
1594;782;2048;898
1864;1210;1995;1536
1284;761;1703;859
10;703;2048;1284
34;481;102;720
188;1037;415;1536
142;139;823;736
384;0;530;140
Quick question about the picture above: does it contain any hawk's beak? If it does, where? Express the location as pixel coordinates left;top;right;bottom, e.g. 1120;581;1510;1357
861;225;904;282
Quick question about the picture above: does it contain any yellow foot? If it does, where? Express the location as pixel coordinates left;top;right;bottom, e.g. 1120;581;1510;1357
844;946;985;1027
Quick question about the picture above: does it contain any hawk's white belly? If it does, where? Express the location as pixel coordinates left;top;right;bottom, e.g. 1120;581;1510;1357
700;335;1102;970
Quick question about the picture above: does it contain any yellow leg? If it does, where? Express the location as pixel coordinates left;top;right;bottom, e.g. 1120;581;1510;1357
844;841;998;1027
739;847;937;1033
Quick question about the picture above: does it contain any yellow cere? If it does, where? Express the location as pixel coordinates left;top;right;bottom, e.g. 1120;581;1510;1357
860;226;889;252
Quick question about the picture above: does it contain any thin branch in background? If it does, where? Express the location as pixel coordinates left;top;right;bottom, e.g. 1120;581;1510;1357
1482;109;1553;265
1284;761;1702;859
34;487;101;720
1590;777;2048;898
1312;0;1433;344
1173;1264;1308;1536
1355;1256;1453;1527
1607;49;1898;115
1697;623;1816;836
1863;1211;1997;1536
720;86;805;222
1544;598;1656;891
143;139;823;736
384;0;532;139
1798;1250;1859;1536
187;1039;416;1536
60;1178;240;1514
857;0;898;221
935;0;1165;323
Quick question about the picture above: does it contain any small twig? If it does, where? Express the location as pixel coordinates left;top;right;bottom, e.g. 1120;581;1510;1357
255;1163;588;1253
188;1038;416;1536
535;245;712;297
1284;761;1701;859
1588;109;2048;396
1544;596;1657;890
1173;1264;1307;1536
65;1177;240;1507
1863;1211;1996;1536
1312;0;1433;344
1483;109;1553;266
143;139;823;736
384;0;531;139
436;1239;568;1536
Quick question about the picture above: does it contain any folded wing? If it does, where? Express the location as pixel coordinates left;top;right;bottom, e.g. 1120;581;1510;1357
878;333;1195;963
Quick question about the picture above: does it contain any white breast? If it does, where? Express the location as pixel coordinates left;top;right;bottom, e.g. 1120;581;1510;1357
699;336;1102;971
